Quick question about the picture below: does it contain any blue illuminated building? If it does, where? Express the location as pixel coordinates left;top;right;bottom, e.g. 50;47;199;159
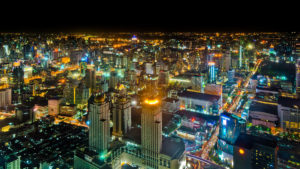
208;61;216;83
217;112;246;166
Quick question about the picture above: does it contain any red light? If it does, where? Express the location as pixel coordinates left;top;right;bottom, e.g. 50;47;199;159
191;117;195;122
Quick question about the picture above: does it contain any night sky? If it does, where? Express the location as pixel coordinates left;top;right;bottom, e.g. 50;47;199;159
1;3;299;33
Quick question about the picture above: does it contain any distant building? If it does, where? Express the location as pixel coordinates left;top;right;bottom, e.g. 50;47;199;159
48;97;62;116
296;59;300;97
0;88;11;108
228;69;235;82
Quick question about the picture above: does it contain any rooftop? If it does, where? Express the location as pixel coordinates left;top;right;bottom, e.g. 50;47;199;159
235;133;277;150
178;90;220;102
249;101;278;115
278;97;300;108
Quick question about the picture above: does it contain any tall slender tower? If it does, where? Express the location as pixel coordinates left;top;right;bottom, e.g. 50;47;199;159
141;95;162;168
296;59;300;97
88;94;110;153
112;84;131;137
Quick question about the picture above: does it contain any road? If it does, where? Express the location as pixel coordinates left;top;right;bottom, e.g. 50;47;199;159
187;59;263;168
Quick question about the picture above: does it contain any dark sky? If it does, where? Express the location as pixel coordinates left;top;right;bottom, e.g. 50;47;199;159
1;3;299;33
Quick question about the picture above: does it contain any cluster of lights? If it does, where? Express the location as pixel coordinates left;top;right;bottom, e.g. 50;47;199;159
144;99;159;105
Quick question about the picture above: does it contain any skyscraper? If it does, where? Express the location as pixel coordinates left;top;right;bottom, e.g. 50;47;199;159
112;85;131;137
88;94;110;153
296;59;300;97
208;61;216;83
141;95;162;168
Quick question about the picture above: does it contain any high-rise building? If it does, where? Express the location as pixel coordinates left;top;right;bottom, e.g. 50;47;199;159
233;134;278;169
228;69;235;82
208;61;216;83
217;112;246;167
141;95;162;168
85;67;96;92
88;94;110;153
296;59;300;97
112;85;131;137
0;88;11;108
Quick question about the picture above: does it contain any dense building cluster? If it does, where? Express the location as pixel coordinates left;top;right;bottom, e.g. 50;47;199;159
0;32;300;169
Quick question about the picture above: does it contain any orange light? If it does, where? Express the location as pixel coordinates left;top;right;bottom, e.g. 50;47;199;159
239;148;245;155
145;99;159;105
208;61;215;66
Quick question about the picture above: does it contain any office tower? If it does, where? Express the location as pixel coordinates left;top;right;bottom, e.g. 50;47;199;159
219;112;246;145
88;94;110;153
141;95;162;168
85;67;96;92
48;97;62;116
228;69;235;82
217;112;246;166
234;134;278;169
223;50;231;72
0;88;11;108
12;62;24;104
112;85;131;137
208;61;216;83
109;70;119;89
239;45;243;68
296;59;300;97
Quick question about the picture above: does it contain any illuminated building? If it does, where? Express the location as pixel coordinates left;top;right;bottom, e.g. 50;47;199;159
228;69;235;82
141;96;162;168
219;112;246;145
145;62;154;75
85;68;96;92
233;134;278;169
111;94;185;169
12;63;24;104
239;44;243;69
191;75;204;92
0;88;11;108
112;85;132;137
88;94;110;153
178;90;221;115
277;97;300;133
74;148;110;169
217;112;246;166
296;59;300;97
110;70;119;89
48;97;62;116
208;61;216;83
249;101;278;128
